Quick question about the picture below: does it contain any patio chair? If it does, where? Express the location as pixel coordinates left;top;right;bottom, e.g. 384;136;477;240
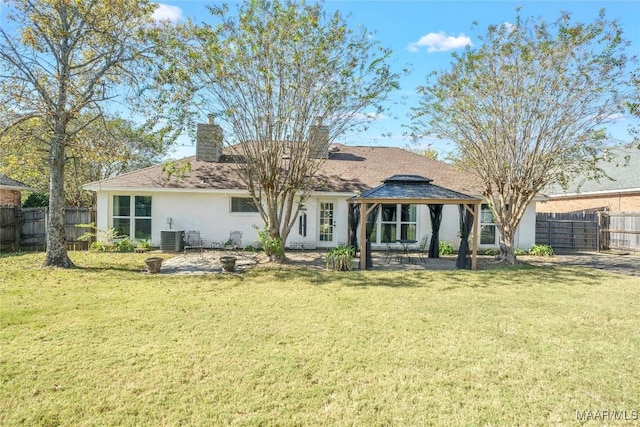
384;241;400;264
411;235;430;263
225;230;243;255
184;230;204;257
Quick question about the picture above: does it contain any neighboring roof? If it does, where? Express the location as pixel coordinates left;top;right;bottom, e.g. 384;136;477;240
355;174;481;203
544;146;640;196
84;144;483;195
0;174;32;191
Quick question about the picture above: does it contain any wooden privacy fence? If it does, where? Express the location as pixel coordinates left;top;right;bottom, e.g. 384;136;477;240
0;206;95;252
599;212;640;252
536;211;640;253
536;212;599;253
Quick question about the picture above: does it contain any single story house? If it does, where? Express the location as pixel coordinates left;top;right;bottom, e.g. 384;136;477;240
539;145;640;213
0;174;31;207
83;122;538;252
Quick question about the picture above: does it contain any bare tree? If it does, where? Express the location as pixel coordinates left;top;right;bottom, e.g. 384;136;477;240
412;10;632;263
0;0;167;267
162;0;400;261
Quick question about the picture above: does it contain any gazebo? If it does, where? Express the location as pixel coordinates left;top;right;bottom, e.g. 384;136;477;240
347;175;483;270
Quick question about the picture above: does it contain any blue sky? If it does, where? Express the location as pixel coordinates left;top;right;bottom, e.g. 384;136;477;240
2;1;638;159
154;0;640;159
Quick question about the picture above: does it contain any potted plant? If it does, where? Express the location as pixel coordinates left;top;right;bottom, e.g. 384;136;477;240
144;257;163;273
219;255;237;272
325;245;356;271
135;239;152;253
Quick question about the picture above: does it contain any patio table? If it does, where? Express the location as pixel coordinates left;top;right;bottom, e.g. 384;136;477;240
396;239;417;263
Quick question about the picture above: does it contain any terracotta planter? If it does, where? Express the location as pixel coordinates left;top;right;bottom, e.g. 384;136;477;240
219;256;237;272
145;257;163;273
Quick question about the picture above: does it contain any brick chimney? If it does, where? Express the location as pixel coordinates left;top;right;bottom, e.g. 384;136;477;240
196;115;223;162
309;117;330;159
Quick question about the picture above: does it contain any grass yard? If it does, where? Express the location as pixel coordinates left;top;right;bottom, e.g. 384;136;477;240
1;252;639;426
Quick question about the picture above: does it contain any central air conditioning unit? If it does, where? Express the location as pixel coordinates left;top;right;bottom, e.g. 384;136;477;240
160;229;184;252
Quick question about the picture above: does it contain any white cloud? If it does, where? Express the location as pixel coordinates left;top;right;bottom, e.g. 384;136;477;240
152;3;183;24
503;22;515;32
353;112;388;122
407;31;472;53
601;113;625;123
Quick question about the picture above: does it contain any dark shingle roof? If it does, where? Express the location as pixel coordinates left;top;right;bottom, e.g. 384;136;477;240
359;174;480;201
84;144;483;195
0;174;31;190
544;146;640;195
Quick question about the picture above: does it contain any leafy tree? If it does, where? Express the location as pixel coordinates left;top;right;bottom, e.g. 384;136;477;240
410;147;439;161
162;0;400;261
1;116;172;206
629;70;640;148
412;10;632;264
0;0;169;267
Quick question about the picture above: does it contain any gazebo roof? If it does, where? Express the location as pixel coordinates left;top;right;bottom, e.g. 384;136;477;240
353;174;481;204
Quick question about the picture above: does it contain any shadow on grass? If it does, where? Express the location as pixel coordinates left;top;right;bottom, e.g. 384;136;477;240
257;267;432;288
74;265;146;273
0;251;38;260
263;262;616;290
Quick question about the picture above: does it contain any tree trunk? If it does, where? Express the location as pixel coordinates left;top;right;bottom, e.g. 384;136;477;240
43;133;75;268
495;223;517;264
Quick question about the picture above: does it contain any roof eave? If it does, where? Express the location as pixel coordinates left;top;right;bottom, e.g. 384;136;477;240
0;185;33;191
544;187;640;198
348;197;482;205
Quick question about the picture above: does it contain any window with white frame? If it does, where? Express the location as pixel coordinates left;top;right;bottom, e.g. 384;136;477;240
112;195;152;240
480;204;497;245
376;204;417;243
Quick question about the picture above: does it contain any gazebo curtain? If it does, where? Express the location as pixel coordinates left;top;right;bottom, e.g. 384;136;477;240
428;204;443;258
348;203;360;250
456;204;474;269
365;204;380;268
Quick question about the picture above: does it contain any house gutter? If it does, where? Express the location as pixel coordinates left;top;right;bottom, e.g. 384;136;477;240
543;188;640;198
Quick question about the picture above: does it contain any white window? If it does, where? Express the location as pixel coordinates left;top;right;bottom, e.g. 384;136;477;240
112;195;152;240
373;204;417;243
480;204;497;245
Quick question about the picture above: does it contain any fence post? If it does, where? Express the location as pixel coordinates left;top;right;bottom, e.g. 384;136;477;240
14;206;21;251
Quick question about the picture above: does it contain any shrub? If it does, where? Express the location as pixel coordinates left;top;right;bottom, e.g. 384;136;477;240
22;192;49;208
326;245;356;271
439;241;454;255
113;238;135;252
136;239;152;250
483;247;527;256
89;241;107;252
255;226;284;259
78;224;119;244
529;244;554;257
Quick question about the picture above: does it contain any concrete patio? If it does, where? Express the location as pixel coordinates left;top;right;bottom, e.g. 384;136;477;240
157;249;464;274
154;249;640;277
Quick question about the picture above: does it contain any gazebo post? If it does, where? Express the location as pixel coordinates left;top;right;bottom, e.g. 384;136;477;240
359;201;367;270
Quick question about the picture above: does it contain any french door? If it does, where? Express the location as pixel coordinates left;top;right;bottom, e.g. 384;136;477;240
318;201;335;246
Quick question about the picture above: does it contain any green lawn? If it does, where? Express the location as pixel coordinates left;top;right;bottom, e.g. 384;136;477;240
1;252;638;426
